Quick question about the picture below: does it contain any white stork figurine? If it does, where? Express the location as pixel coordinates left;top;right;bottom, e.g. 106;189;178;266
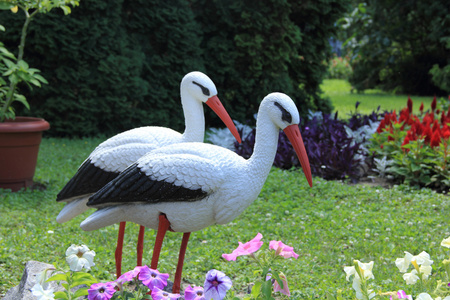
56;71;241;277
80;92;313;293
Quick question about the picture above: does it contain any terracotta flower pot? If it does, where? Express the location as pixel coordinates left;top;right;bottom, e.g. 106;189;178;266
0;117;50;192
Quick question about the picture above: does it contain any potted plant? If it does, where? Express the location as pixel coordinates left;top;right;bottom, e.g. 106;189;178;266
0;0;79;191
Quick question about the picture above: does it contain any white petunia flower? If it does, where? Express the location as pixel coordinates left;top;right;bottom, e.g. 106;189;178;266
419;265;432;279
31;283;55;300
344;266;357;281
395;254;412;273
441;236;450;248
65;244;95;271
413;251;433;266
403;269;420;285
34;268;55;290
395;251;433;273
416;293;433;300
356;260;374;280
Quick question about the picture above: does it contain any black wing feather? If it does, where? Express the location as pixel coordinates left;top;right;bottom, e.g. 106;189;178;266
57;159;119;202
87;163;208;208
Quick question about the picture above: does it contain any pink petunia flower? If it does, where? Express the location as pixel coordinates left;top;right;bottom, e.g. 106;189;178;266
222;233;263;261
390;290;413;300
184;285;205;300
204;269;232;300
138;266;169;290
272;273;290;296
116;266;141;284
151;287;180;300
88;282;116;300
269;240;299;259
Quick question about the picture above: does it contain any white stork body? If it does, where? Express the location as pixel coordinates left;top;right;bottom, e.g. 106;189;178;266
81;92;313;233
56;71;240;223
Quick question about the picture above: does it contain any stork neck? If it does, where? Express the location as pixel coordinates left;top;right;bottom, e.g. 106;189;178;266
247;112;280;178
180;88;206;143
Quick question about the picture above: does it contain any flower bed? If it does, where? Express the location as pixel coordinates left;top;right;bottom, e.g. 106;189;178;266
370;96;450;192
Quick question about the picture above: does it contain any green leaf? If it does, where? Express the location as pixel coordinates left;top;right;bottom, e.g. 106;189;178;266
261;280;274;300
17;60;29;70
271;273;283;289
73;287;89;298
28;77;42;87
3;58;15;68
251;281;262;299
0;2;14;10
54;291;69;300
47;273;69;282
32;73;48;84
411;163;421;172
0;25;5;31
60;6;71;14
14;94;30;110
73;272;96;281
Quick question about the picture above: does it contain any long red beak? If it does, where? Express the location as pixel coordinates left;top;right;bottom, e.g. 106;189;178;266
205;95;242;143
283;124;313;187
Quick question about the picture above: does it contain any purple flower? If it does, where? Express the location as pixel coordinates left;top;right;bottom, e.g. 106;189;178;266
138;265;169;290
116;266;141;284
151;287;180;300
88;282;116;300
203;269;232;300
184;285;205;300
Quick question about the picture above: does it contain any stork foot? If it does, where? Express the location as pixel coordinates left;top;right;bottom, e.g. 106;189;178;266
137;225;145;266
173;232;191;294
115;221;127;278
150;214;171;270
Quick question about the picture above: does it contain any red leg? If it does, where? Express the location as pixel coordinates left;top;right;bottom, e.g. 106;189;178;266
115;221;127;278
150;214;171;270
137;225;145;266
173;232;191;294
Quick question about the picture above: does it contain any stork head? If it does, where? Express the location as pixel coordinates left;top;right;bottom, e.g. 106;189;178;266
181;71;241;143
262;92;313;187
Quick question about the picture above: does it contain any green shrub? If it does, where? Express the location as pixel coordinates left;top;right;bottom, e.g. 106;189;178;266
0;0;350;136
326;54;353;80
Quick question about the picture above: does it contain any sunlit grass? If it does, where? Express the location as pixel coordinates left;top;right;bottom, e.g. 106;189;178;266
321;79;435;118
1;138;449;299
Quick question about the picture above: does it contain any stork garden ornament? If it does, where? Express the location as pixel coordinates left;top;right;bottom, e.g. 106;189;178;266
80;92;313;294
56;71;241;277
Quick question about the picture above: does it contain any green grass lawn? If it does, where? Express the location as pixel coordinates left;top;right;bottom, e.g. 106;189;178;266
0;83;449;299
322;79;435;118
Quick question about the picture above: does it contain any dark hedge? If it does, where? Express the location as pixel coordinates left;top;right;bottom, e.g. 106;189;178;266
0;0;350;136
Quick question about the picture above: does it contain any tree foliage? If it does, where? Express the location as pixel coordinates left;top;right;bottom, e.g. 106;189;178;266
340;0;450;95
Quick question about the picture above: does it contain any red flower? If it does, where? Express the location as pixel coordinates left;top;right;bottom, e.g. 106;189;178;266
442;125;450;139
407;96;413;114
419;102;424;113
377;119;386;133
387;127;394;141
431;120;440;133
430;130;441;147
431;96;437;112
402;136;411;152
423;126;432;144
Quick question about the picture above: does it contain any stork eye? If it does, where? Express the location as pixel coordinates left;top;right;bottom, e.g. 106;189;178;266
192;81;210;96
274;102;292;123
